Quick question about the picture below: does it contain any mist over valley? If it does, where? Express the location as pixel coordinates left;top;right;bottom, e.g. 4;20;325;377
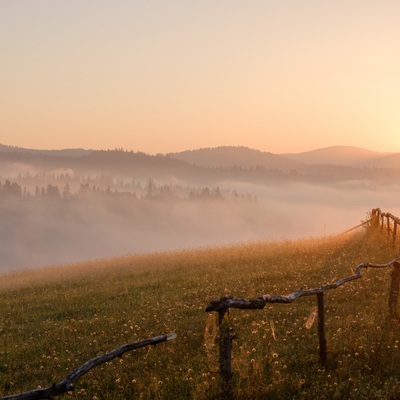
1;144;400;271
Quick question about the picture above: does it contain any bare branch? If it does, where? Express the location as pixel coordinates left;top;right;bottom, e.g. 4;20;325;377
206;257;400;310
1;333;176;400
206;297;265;312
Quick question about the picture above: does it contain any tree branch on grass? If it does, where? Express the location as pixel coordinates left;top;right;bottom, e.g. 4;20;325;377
1;333;176;400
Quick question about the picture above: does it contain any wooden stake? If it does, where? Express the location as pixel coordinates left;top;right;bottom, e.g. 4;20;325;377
371;208;380;229
389;262;400;317
317;293;327;365
217;304;234;400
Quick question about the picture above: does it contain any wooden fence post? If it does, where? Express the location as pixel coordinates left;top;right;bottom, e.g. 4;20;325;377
218;304;234;400
371;209;380;230
389;261;400;317
317;293;327;365
393;222;398;248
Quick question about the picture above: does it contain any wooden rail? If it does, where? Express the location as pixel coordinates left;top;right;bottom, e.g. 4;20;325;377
206;208;400;399
372;208;400;248
1;333;176;400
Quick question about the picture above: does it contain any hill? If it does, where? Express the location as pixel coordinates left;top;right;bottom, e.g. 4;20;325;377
1;227;399;399
0;143;92;157
280;145;396;167
1;144;399;181
168;146;305;171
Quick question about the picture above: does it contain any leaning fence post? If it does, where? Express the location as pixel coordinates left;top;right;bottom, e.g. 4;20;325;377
317;292;327;365
389;261;400;317
217;305;234;400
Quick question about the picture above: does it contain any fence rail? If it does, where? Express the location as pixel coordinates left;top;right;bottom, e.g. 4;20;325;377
372;207;400;248
206;208;400;399
1;334;176;400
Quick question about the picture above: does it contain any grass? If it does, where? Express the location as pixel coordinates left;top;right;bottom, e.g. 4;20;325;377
1;228;400;399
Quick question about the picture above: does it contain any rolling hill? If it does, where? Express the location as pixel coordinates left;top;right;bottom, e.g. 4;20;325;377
168;146;305;171
280;145;396;168
1;227;399;399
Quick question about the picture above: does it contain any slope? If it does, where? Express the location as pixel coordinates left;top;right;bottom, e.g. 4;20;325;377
280;145;393;167
169;146;304;171
1;226;399;399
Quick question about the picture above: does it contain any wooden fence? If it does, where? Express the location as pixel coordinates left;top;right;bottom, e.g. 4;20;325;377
372;208;400;248
205;208;400;399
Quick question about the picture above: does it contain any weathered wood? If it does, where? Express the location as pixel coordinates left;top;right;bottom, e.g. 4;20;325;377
205;217;400;395
371;208;380;229
317;293;327;364
1;333;176;400
339;219;371;235
389;262;400;317
387;215;391;237
206;296;265;312
378;211;400;246
217;305;234;400
206;259;400;310
262;258;400;304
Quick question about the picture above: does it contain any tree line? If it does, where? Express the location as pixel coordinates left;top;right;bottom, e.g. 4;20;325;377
0;178;255;203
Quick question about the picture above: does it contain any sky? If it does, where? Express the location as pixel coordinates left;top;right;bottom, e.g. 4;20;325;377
1;1;400;154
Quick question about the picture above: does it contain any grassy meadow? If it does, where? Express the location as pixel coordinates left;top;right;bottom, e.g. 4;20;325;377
1;227;400;399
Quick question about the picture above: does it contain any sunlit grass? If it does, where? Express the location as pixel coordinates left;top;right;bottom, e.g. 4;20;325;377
1;229;400;399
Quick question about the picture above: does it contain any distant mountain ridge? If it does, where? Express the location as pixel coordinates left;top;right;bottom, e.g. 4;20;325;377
168;146;304;171
1;143;399;173
169;145;400;169
0;143;92;157
279;146;392;168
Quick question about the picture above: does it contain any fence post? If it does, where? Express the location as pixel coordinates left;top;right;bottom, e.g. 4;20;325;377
389;261;400;317
393;222;398;248
371;208;380;230
217;304;234;400
387;215;391;237
317;293;327;365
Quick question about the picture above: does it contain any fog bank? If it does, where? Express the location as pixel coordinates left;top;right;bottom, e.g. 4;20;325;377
1;179;399;272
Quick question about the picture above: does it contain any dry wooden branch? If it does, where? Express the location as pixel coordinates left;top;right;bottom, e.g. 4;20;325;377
1;333;176;400
205;296;265;312
262;258;400;303
205;257;400;310
339;219;371;235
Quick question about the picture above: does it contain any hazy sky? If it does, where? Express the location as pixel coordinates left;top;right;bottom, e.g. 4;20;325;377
1;1;400;154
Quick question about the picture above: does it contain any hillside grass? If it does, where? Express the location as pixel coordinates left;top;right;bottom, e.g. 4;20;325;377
1;228;400;399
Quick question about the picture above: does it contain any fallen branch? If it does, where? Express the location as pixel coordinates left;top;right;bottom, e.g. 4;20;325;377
1;333;176;400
